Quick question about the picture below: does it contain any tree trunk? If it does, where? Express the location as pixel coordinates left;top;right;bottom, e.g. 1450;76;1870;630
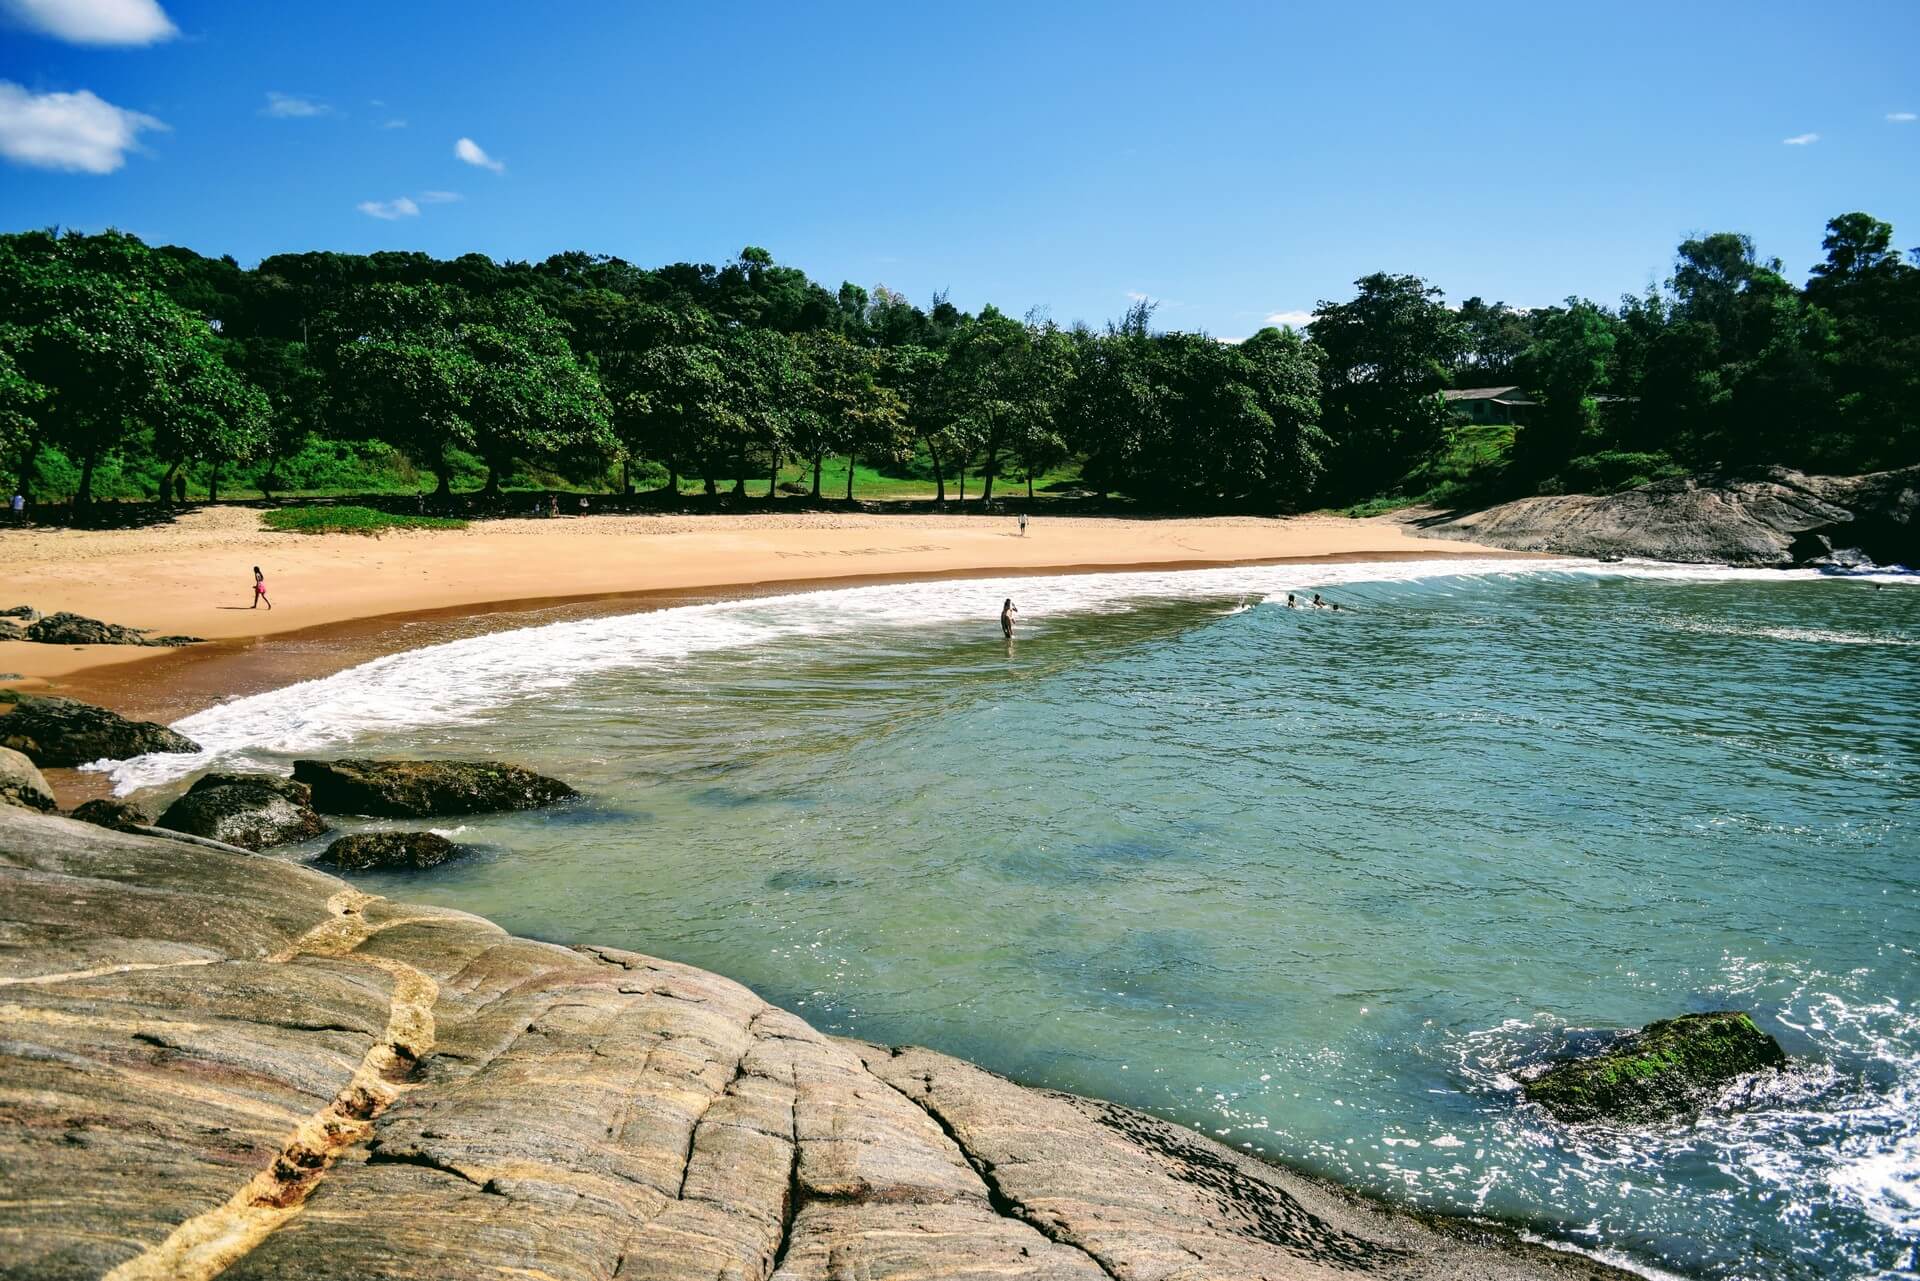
928;442;946;505
702;466;717;497
981;448;997;503
1027;468;1035;500
14;437;37;502
435;444;453;499
769;454;780;498
958;468;965;504
844;454;855;501
731;446;747;497
482;462;501;497
208;461;221;504
811;453;823;499
621;457;632;495
77;447;97;507
162;461;180;506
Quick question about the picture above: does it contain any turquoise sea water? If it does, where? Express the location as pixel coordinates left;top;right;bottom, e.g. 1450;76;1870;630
114;562;1920;1279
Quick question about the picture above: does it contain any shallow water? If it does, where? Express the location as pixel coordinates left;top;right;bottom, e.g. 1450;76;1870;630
112;561;1920;1279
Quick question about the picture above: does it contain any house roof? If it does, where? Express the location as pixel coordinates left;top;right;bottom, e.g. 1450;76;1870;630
1442;385;1524;401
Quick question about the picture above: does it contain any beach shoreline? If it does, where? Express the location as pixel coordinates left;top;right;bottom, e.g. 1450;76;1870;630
2;506;1525;721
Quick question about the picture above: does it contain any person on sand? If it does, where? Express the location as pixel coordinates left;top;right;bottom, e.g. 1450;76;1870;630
1018;512;1029;538
9;491;23;523
1001;597;1017;638
251;566;271;610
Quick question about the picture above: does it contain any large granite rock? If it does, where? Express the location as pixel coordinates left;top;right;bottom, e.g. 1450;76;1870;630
1418;465;1920;566
22;610;202;646
0;692;201;767
0;744;56;812
0;808;1623;1281
292;757;579;817
319;830;461;871
156;771;329;852
1524;1011;1788;1124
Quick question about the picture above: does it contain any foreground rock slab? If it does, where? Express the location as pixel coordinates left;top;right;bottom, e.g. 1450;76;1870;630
0;692;201;766
319;830;460;871
1524;1011;1788;1124
0;808;1626;1281
157;771;330;851
292;757;579;816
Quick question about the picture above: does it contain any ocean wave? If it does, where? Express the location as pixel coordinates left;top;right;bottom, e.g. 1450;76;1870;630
1659;616;1919;647
93;555;1916;793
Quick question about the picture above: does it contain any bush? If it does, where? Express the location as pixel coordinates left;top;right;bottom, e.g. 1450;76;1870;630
262;505;467;536
1555;451;1685;494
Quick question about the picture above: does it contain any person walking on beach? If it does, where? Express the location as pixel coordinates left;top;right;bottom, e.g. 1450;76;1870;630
1018;512;1029;538
251;566;271;610
9;491;23;523
1001;597;1017;638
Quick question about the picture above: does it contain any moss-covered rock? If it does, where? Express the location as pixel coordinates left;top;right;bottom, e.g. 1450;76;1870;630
1524;1011;1787;1124
318;830;461;871
292;758;578;817
156;772;328;851
0;745;56;812
0;693;200;766
69;797;151;833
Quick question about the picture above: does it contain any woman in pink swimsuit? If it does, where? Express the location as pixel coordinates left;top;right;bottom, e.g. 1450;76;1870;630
252;566;271;610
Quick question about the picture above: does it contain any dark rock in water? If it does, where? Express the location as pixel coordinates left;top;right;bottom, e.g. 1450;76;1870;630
1420;464;1919;566
319;830;460;871
21;611;202;647
156;772;328;851
69;797;150;832
292;757;579;816
1524;1011;1788;1124
0;745;56;812
0;693;200;766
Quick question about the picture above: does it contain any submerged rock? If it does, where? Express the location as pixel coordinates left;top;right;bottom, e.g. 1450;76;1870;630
0;693;200;767
1524;1011;1788;1124
0;745;56;812
0;805;1631;1281
292;757;579;817
156;772;329;851
319;830;460;871
69;797;151;833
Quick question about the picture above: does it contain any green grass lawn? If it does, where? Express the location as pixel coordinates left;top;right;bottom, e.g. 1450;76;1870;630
262;505;469;536
661;456;1086;502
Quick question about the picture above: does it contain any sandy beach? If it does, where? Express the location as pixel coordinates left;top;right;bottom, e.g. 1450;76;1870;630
0;506;1510;709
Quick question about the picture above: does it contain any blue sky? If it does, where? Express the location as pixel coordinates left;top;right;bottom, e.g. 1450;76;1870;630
1;0;1915;337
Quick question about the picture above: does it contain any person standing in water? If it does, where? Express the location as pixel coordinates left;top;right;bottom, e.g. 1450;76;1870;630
251;566;271;610
1001;597;1017;638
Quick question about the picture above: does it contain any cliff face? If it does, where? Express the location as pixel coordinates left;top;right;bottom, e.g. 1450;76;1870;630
1416;465;1920;566
0;809;1621;1280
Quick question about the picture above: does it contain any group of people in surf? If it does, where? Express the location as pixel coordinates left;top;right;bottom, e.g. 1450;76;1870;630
1285;592;1341;611
999;589;1343;639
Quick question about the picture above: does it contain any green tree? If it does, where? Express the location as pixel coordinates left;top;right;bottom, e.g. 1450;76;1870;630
463;293;613;495
1516;300;1617;476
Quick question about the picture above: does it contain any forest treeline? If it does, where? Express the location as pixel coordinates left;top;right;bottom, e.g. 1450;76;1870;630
2;212;1916;513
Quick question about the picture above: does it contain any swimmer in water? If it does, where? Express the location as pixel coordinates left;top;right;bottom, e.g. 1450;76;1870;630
1310;593;1327;609
1285;593;1298;608
1001;597;1017;638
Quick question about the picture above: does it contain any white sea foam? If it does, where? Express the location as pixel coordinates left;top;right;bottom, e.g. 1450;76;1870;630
91;556;1916;793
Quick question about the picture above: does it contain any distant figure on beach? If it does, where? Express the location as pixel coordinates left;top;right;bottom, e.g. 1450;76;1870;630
549;494;559;518
251;566;271;610
1018;512;1029;537
9;491;23;522
1001;597;1017;638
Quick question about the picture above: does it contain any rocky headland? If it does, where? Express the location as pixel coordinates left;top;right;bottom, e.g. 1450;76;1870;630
0;807;1627;1280
1415;464;1919;567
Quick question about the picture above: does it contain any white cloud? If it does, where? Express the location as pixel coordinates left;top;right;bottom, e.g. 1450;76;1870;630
1263;310;1316;330
380;118;407;129
263;92;331;119
357;196;420;220
1889;112;1917;124
0;0;175;45
0;81;165;173
1126;290;1151;302
418;190;461;203
454;136;504;172
1782;132;1820;145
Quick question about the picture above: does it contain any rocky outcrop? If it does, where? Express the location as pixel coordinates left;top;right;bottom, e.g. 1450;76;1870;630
1523;1011;1788;1124
0;619;22;642
0;691;201;766
68;796;151;832
0;745;56;812
319;830;460;871
0;808;1623;1281
0;605;37;620
1418;465;1920;566
156;772;329;851
22;610;202;646
292;757;579;817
